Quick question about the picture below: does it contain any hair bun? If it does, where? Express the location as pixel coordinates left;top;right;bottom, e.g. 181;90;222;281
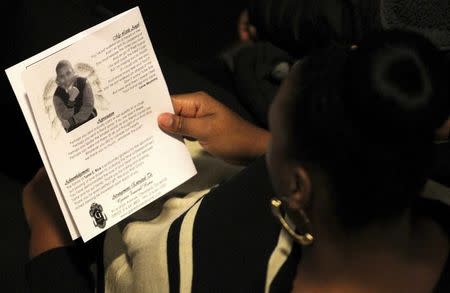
345;30;449;141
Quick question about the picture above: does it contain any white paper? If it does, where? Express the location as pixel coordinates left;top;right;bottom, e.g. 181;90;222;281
5;7;196;242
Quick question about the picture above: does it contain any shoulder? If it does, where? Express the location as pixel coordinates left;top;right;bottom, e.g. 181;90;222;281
76;76;86;83
189;157;281;291
75;77;87;89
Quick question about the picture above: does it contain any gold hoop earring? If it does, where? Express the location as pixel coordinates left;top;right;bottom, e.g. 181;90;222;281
271;198;314;246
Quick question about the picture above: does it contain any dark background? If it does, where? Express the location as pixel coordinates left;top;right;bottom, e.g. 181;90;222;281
0;1;249;291
1;1;449;292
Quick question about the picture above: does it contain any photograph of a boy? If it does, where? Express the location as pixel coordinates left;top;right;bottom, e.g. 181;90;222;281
53;60;97;133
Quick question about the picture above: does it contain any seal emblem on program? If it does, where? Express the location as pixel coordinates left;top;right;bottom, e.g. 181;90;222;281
89;203;107;228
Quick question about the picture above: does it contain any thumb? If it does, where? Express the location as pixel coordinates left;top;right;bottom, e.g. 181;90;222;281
158;113;209;139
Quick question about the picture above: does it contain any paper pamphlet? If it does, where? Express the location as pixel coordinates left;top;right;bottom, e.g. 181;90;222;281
5;7;197;242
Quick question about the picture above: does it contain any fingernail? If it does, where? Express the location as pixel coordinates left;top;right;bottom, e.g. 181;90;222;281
159;114;173;127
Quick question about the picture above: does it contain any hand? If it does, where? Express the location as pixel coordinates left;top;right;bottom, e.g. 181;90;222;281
23;168;72;258
61;119;71;130
68;86;80;102
158;92;270;165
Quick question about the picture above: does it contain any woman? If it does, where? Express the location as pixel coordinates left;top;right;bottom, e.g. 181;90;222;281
24;31;449;292
263;30;450;292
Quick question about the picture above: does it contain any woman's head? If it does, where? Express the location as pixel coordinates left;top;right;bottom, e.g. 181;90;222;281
267;30;450;230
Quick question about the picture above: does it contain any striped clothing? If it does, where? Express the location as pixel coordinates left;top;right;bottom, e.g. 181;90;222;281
104;157;284;293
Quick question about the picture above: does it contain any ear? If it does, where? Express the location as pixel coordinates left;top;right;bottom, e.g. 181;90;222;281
286;166;311;211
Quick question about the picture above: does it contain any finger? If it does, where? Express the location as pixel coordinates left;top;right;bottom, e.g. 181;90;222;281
35;167;52;188
158;113;210;139
170;92;212;118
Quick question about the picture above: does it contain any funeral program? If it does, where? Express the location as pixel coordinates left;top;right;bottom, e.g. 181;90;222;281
5;7;197;241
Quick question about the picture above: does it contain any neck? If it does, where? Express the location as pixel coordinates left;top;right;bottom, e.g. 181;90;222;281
293;199;447;292
302;208;413;273
298;172;415;277
292;207;415;293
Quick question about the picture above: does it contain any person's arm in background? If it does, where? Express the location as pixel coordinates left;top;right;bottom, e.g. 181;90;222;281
23;168;95;292
158;92;270;165
72;82;95;124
